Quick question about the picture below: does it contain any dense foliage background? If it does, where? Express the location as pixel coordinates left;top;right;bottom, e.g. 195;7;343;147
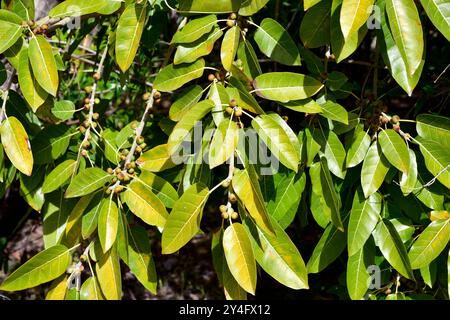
0;0;449;300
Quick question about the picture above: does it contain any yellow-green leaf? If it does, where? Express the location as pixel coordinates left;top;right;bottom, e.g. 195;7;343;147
115;3;147;72
361;143;390;198
171;15;217;44
95;246;122;300
209;119;239;169
161;183;209;254
0;245;71;291
340;0;375;39
221;26;240;71
154;59;205;92
0;116;33;176
137;144;177;172
42;159;77;194
0;20;22;54
98;195;119;253
28;35;59;96
80;277;104;300
65;168;112;198
378;129;410;173
223;223;257;295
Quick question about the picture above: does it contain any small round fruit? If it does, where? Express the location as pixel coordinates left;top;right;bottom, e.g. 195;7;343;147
107;168;114;174
221;211;229;219
226;20;235;27
135;146;142;154
94;98;100;104
81;149;88;157
80;254;87;262
226;106;233;115
128;168;135;174
93;72;101;81
92;113;99;120
120;154;127;161
229;99;237;107
118;172;125;180
142;92;151;101
137;136;145;144
78;126;86;134
228;193;237;203
221;179;230;188
153;91;161;99
208;74;215;82
229;13;237;20
83;120;90;128
130;162;136;169
122;149;129;155
234;107;243;117
82;141;90;149
231;211;238;220
391;115;400;124
114;186;124;194
84;98;91;104
131;122;138;130
219;205;227;213
393;124;400;132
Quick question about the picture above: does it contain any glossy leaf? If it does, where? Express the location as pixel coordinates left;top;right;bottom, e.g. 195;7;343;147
378;129;410;173
300;0;331;48
169;85;203;121
96;246;122;300
408;219;450;269
0;245;71;291
0;20;22;54
178;0;241;13
137;144;177;172
361;143;391;198
121;179;169;228
252;113;301;172
239;0;270;15
161;183;209;254
52;100;76;121
172;15;217;43
80;277;104;300
416;137;450;189
348;189;381;256
209;119;239;169
134;171;179;208
416;114;450;147
42;160;77;194
243;217;309;289
65;168;112;198
49;0;109;18
116;3;147;72
319;100;349;124
0;116;33;176
232;168;274;235
153;59;205;92
253;72;324;103
347;239;375;300
98;195;119;253
237;40;262;80
385;0;424;75
320;157;344;231
399;149;418;195
373;219;414;279
420;0;450;41
346;130;371;168
314;128;346;179
340;0;375;39
223;223;257;295
254;18;301;66
221;26;240;71
28;35;59;96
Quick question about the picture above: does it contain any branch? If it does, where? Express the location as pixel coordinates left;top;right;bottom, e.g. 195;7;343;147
0;69;17;122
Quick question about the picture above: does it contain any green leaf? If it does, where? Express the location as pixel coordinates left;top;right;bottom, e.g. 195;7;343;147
81;192;104;239
49;0;109;18
252;113;301;172
304;0;322;10
227;77;265;114
416;137;450;189
309;162;332;227
18;48;48;111
153;59;205;92
167;100;214;155
378;129;410;173
243;217;309;290
121;179;169;228
42;159;77;194
0;245;71;291
347;239;375;300
0;116;33;176
361;143;390;198
65;168;112;198
299;0;331;48
348;188;381;256
171;15;217;44
0;20;22;54
408;219;450;269
237;40;262;80
126;226;157;294
134;171;179;208
223;223;257;295
346;130;371;168
137;144;177;172
209;119;239;169
52;100;75;121
379;2;424;96
64;194;94;247
239;0;270;15
420;0;450;41
266;170;306;229
208;81;229;126
161;183;209;254
211;230;247;300
221;26;240;71
399;149;418;195
254;18;301;66
95;246;122;300
420;261;437;288
314;128;346;179
115;3;147;72
318;100;349;124
46;275;68;300
416;114;450;147
174;25;223;65
307;221;347;273
98;195;119;253
373;219;414;279
305;127;321;166
340;0;375;39
1;1;34;20
169;85;203;121
232;168;275;235
80;277;104;300
32;125;72;164
281;99;322;114
28;35;58;96
385;0;424;75
178;0;241;13
253;72;324;103
320;157;344;231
